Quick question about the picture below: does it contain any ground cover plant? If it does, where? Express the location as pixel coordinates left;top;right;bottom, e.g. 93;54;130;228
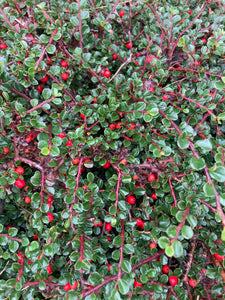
0;0;225;299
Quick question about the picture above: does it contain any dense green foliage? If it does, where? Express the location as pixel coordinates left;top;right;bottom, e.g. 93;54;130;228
0;0;225;299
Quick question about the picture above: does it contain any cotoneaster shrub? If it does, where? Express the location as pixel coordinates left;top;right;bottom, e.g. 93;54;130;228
0;0;225;299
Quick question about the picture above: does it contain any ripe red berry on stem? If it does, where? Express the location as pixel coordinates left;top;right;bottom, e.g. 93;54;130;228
35;85;43;93
103;161;111;169
71;281;78;290
33;234;38;240
119;11;125;17
25;196;31;204
134;280;142;287
47;265;52;275
169;276;178;286
0;43;7;49
189;278;197;287
136;219;144;229
109;124;115;130
162;265;170;274
149;242;157;248
58;132;66;138
127;195;136;205
61;73;68;80
108;264;112;271
126;42;132;49
40;75;48;83
127;123;135;129
47;212;54;222
15;178;25;189
66;140;73;147
148;174;156;182
3;147;9;154
151;192;157;200
214;253;225;260
112;54;117;60
63;283;71;291
61;60;68;68
162;95;169;100
15;167;24;175
46;57;52;65
105;223;112;232
103;69;111;78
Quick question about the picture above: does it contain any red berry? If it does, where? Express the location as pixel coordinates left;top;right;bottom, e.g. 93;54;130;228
112;54;117;60
66;140;73;147
80;113;85;119
105;223;112;232
7;225;12;231
136;219;144;229
169;276;178;286
93;97;97;102
108;264;112;271
35;85;43;93
25;196;31;204
119;11;125;17
201;38;207;43
63;282;71;291
162;95;169;100
33;234;38;240
15;167;24;175
0;43;7;49
3;147;9;154
188;9;192;15
61;73;68;80
162;265;170;274
40;75;48;83
149;242;157;248
189;278;197;287
103;69;111;78
15;178;25;189
47;196;54;202
214;253;225;260
126;42;132;49
109;124;115;130
148;87;155;92
127;196;136;205
47;265;52;275
17;253;23;263
47;212;54;223
133;174;138;180
120;159;127;165
58;132;66;138
134;280;142;287
103;161;110;169
61;60;68;68
116;122;123;129
148;174;156;182
71;281;78;290
93;33;98;38
127;123;135;129
151;192;157;200
46;57;52;65
72;158;79;164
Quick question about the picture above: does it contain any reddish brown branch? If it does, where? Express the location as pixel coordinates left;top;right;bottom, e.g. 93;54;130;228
35;28;58;71
24;96;56;115
0;234;22;243
170;206;190;244
81;250;165;298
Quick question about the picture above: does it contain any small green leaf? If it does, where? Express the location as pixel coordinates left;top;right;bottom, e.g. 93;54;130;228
118;279;129;295
172;240;183;257
190;157;206;170
181;225;193;239
215;81;225;90
177;137;189;149
158;236;170;249
165;245;174;257
195;139;212;152
203;182;216;197
209;166;225;182
121;260;131;273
